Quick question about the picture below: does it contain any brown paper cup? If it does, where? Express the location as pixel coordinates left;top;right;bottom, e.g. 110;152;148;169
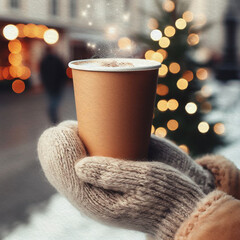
69;58;160;160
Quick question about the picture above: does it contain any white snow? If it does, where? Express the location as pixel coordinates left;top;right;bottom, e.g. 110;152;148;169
3;79;240;240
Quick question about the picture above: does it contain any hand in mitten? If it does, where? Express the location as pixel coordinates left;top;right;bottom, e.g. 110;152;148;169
38;120;204;239
149;135;240;199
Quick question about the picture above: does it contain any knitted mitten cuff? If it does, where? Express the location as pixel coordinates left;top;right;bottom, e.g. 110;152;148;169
196;155;240;199
174;190;233;240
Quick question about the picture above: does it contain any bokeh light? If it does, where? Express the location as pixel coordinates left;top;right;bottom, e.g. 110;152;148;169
16;24;25;38
36;25;48;38
213;123;225;135
12;79;25;93
164;26;176;37
145;50;155;60
187;33;200;46
167;99;179;111
167;119;179;131
179;144;189;154
105;26;118;40
155;127;167;137
175;18;187;30
157;49;168;60
158;64;168;77
162;0;175;12
151;125;155;134
196;68;208;80
21;66;31;80
159;37;170;48
8;39;22;54
157;100;168;111
182;11;194;22
152;52;163;62
9;66;24;78
8;53;22;66
169;62;180;74
201;101;212;113
201;85;212;97
3;24;19;40
177;78;188;90
147;18;159;30
198;121;209;133
185;102;197;114
183;70;194;82
66;67;72;78
44;29;59;44
150;29;162;41
2;67;11;80
118;37;132;50
157;84;169;96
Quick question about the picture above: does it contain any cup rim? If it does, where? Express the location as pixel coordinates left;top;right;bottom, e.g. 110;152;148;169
68;58;161;72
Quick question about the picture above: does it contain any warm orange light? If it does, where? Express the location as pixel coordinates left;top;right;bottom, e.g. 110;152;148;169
196;68;208;80
118;37;132;50
179;145;189;154
157;84;169;96
182;11;193;22
157;100;168;111
183;70;194;82
157;49;168;60
21;66;31;79
66;67;72;78
213;123;225;135
164;26;176;37
0;67;3;80
169;62;180;74
23;23;37;38
147;18;159;30
151;125;155;134
12;79;25;93
37;25;48;38
155;127;167;137
8;39;22;54
187;33;199;46
198;122;209;133
167;99;179;111
8;53;22;66
158;64;168;77
152;52;163;62
167;119;179;131
2;67;11;80
175;18;187;30
162;0;175;12
16;24;25;38
159;37;170;48
177;78;188;90
145;50;155;60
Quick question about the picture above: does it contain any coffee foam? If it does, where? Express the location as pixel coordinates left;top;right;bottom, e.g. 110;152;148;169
69;58;161;72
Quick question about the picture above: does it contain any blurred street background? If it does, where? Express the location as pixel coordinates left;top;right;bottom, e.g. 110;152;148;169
0;0;240;239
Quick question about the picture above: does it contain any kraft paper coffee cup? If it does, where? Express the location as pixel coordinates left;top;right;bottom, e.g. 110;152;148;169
69;58;161;160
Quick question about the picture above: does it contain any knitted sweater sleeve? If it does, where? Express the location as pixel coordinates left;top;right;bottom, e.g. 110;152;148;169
175;190;240;240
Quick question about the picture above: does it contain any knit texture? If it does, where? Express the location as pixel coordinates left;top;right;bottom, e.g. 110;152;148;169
38;121;205;240
196;155;240;199
174;190;233;240
149;135;215;194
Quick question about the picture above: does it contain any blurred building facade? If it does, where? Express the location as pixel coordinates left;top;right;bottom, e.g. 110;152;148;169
0;0;145;90
0;0;236;92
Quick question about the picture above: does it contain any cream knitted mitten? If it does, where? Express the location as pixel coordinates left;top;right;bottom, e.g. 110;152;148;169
38;121;205;240
149;135;215;194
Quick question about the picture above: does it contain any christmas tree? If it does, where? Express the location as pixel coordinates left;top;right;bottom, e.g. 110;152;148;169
138;0;225;156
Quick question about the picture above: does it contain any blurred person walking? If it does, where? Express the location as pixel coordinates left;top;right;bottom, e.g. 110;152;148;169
40;46;67;124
